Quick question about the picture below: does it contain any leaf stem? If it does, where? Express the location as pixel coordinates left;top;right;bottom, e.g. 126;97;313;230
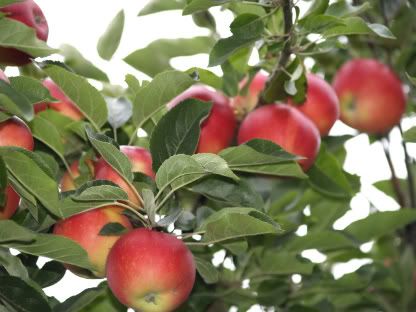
399;125;416;208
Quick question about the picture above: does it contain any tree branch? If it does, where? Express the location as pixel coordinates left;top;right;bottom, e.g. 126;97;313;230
399;124;416;208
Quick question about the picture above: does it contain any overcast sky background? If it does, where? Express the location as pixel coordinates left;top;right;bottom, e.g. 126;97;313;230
5;1;416;310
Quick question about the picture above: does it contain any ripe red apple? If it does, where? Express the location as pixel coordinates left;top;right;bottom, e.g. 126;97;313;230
167;85;236;154
332;58;406;134
106;228;196;312
60;159;95;192
230;71;268;120
0;117;34;219
0;0;48;66
34;79;84;121
0;69;9;83
237;104;321;171
288;73;340;136
94;146;154;206
53;206;132;278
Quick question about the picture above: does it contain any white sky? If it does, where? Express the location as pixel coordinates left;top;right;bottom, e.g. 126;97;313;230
5;0;416;308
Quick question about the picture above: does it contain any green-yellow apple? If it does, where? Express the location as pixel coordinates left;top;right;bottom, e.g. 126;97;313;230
106;228;196;312
53;206;132;278
0;0;48;66
238;104;320;171
332;58;406;134
288;73;340;136
167;85;236;154
35;79;84;120
60;159;95;192
230;72;268;120
0;117;34;219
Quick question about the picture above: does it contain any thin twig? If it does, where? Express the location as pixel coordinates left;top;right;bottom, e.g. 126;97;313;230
399;124;416;208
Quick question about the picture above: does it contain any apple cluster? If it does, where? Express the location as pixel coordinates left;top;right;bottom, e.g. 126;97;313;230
0;1;408;311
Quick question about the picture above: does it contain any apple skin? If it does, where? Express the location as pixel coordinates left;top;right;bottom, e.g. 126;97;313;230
332;58;406;134
53;206;133;278
230;72;268;120
237;104;321;171
35;79;84;121
0;0;49;66
288;73;340;136
167;85;237;154
94;146;154;206
106;228;196;312
0;117;34;219
60;159;95;192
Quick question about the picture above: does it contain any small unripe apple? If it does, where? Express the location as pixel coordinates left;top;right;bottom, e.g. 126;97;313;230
35;79;84;121
106;228;196;312
288;73;340;136
230;72;268;120
60;159;95;192
94;146;154;206
332;58;406;134
167;85;236;154
53;206;132;278
238;104;320;171
0;0;49;66
0;186;20;220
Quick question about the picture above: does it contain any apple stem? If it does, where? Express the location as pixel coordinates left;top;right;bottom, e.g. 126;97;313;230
381;138;406;207
399;124;416;208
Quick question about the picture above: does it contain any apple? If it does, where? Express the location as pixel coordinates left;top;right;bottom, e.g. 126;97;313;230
0;69;9;83
237;104;321;171
167;85;236;154
106;228;196;312
94;146;154;206
60;159;95;192
288;73;340;136
230;71;268;120
332;58;406;134
0;0;48;66
53;206;132;278
35;79;84;120
0;117;34;219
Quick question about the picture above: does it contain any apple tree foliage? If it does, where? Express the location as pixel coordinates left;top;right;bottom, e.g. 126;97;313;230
1;0;416;311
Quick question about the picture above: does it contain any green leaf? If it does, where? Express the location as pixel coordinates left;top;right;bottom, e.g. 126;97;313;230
0;17;57;58
0;157;6;206
406;72;416;86
131;70;194;128
0;79;34;121
323;17;396;39
183;0;229;15
209;14;264;67
299;15;346;34
403;126;416;142
86;126;133;182
150;99;213;171
198;207;281;244
124;37;215;77
29;261;66;288
192;153;238;181
9;76;53;104
192;11;216;32
308;145;355;199
139;0;186;16
97;10;124;61
71;182;128;202
30;116;64;157
219;140;306;179
59;45;109;82
42;65;108;130
98;222;128;236
0;0;22;6
0;248;29;280
0;276;51;312
0;147;61;217
345;210;416;242
0;220;35;243
326;0;371;17
194;257;219;284
302;0;329;18
285;231;355;252
259;251;314;275
186;67;222;90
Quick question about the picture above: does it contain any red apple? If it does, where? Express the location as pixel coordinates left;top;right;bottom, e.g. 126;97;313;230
288;73;340;136
167;85;237;154
53;206;132;278
120;145;155;179
0;69;9;83
0;0;48;66
60;159;95;192
0;117;34;219
230;72;268;120
106;228;196;312
35;79;84;121
332;58;406;134
237;104;321;171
